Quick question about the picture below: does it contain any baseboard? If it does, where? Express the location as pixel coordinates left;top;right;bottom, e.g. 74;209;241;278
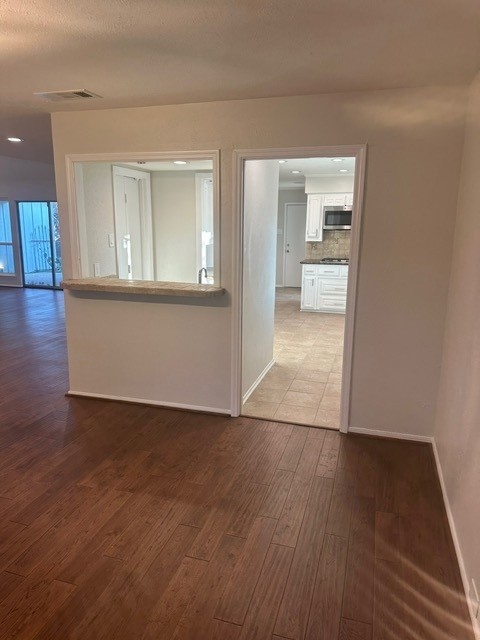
242;359;275;404
67;390;231;416
348;426;434;443
432;439;480;640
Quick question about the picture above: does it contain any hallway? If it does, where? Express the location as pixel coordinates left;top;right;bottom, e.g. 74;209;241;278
0;289;474;640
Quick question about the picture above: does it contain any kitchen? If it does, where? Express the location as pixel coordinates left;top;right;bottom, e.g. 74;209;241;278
242;156;355;429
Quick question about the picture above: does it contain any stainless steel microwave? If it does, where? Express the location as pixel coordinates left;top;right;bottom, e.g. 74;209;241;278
323;206;352;230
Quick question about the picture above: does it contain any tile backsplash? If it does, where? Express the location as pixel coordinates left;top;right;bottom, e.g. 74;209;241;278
306;230;351;260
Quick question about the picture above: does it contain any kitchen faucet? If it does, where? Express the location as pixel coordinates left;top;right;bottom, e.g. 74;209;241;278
198;267;208;284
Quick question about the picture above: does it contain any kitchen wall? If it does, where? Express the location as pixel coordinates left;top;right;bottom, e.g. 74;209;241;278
76;163;117;278
306;231;351;260
0;155;57;287
304;175;354;194
433;75;480;638
276;188;307;286
242;160;279;399
53;85;466;432
151;171;197;282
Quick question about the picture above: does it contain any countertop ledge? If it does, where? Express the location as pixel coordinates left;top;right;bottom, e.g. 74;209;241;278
61;277;226;298
300;259;349;264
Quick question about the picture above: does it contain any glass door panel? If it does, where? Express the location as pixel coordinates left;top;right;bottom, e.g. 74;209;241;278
17;201;62;289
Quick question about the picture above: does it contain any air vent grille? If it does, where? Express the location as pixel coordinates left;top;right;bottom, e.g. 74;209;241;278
34;89;102;102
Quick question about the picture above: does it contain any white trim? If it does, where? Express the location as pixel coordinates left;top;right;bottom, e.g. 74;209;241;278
67;390;230;415
231;144;367;432
349;426;434;443
65;150;221;283
112;165;154;280
432;439;480;640
242;359;275;404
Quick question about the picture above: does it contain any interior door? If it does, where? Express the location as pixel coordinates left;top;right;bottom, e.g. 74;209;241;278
113;175;143;279
284;203;307;287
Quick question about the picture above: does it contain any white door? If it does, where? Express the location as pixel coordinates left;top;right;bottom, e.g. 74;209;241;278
284;203;307;287
114;175;143;280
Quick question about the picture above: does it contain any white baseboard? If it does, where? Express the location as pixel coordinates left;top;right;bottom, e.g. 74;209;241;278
67;390;230;416
348;426;434;443
242;359;275;404
432;439;480;640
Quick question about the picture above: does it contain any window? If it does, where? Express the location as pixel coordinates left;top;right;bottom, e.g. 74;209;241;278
0;201;15;275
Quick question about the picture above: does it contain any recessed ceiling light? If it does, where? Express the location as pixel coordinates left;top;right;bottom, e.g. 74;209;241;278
173;160;187;165
339;169;348;173
7;137;24;143
291;170;301;174
278;160;287;164
331;158;344;163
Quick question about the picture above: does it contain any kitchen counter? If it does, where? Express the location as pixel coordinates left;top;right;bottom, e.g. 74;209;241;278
300;259;349;265
61;277;225;298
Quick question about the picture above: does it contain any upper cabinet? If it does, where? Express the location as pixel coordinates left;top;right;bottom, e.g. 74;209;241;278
305;194;323;241
306;192;354;242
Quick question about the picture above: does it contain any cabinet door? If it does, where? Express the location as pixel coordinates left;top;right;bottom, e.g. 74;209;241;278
345;192;354;207
305;195;323;241
332;194;347;206
301;274;316;309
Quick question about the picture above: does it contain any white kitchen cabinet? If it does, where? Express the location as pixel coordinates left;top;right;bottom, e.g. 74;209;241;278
305;194;323;241
301;264;348;313
345;192;354;207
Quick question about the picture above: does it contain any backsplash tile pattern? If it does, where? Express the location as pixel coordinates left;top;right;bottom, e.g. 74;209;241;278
306;230;350;260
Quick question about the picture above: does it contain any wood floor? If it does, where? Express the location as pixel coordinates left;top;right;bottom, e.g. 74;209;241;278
0;288;474;640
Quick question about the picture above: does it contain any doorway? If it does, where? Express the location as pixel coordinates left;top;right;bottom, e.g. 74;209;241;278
234;146;366;433
17;201;62;289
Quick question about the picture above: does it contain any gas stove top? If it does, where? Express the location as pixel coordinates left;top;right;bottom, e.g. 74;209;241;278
321;258;349;264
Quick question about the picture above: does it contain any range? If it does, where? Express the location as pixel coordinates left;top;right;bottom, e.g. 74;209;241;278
321;257;349;264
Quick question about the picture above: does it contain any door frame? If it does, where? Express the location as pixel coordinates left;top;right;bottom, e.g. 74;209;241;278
231;144;367;434
112;165;154;280
283;202;307;288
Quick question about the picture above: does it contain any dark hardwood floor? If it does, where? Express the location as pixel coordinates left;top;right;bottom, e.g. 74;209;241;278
0;288;474;639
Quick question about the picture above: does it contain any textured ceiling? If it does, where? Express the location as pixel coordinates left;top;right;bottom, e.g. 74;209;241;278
1;0;480;162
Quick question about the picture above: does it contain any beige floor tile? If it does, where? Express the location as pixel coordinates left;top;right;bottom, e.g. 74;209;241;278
328;372;343;384
318;395;341;412
289;379;326;395
261;375;294;391
242;401;279;419
282;390;323;408
314;409;340;429
249;387;287;404
274;404;317;424
298;361;333;373
323;383;342;397
295;368;331;383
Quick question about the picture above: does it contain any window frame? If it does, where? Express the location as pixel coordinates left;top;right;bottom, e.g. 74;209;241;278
0;200;16;276
65;151;221;285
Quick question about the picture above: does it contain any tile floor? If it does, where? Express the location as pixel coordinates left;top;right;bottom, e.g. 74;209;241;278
242;288;344;429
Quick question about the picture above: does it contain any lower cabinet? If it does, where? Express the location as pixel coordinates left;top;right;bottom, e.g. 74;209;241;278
301;264;348;313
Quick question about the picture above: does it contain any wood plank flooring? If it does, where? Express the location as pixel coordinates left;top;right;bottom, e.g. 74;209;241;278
0;288;475;639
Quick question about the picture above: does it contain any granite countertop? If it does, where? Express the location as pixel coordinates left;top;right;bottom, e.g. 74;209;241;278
61;277;225;298
300;259;349;265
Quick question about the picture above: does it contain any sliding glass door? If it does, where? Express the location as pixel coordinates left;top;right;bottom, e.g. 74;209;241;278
17;201;63;289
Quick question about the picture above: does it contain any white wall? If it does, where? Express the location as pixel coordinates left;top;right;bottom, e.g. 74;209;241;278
77;163;117;278
0;155;56;286
151;171;197;282
433;75;480;638
276;188;307;286
52;85;466;432
304;175;355;193
242;160;279;399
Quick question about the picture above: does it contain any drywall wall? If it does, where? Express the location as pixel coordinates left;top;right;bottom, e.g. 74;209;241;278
151;171;197;282
242;160;279;399
77;163;117;278
276;189;307;286
434;75;480;638
0;155;56;286
304;175;355;193
52;85;466;431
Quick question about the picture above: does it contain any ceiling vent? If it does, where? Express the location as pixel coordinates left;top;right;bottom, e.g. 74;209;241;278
34;89;102;102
